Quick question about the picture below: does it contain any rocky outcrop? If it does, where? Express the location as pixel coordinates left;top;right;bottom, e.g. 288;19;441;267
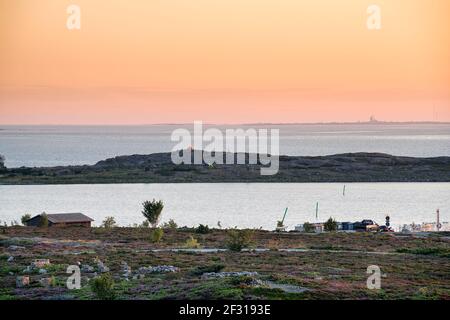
1;152;449;184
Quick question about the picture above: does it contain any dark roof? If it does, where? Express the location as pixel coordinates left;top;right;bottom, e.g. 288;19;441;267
30;213;94;223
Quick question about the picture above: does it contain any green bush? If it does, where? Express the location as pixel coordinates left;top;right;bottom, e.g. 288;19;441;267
162;219;178;229
39;213;49;228
324;217;338;232
184;236;200;248
190;264;225;276
90;273;116;300
142;199;164;227
226;229;254;252
21;214;31;226
0;154;5;171
151;228;164;243
101;216;117;228
195;224;210;234
302;222;315;233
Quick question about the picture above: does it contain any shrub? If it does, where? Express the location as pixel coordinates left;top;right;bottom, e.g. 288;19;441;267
324;217;338;232
190;264;224;276
184;236;200;248
151;228;164;243
0;154;5;171
21;214;31;226
302;222;315;233
142;199;164;227
195;224;210;234
140;220;150;228
226;229;254;252
101;216;117;228
39;213;49;228
162;219;178;229
90;273;116;300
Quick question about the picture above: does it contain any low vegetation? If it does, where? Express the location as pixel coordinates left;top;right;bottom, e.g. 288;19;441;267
324;217;338;232
39;213;49;228
150;228;164;243
226;229;254;252
101;216;117;228
195;224;210;234
0;226;449;300
21;214;31;226
162;219;178;229
184;236;200;248
90;273;116;300
302;222;315;233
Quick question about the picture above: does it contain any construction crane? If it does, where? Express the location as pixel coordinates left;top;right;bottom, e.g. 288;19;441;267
276;207;288;232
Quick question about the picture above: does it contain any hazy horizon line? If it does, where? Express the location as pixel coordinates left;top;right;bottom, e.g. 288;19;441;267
1;120;450;127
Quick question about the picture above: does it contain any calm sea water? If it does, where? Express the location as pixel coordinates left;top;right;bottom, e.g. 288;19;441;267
1;123;449;168
0;183;448;230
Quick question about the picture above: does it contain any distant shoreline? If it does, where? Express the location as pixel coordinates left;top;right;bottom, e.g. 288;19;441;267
1;121;450;127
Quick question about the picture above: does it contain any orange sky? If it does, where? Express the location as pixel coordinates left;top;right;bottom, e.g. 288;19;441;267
0;0;449;124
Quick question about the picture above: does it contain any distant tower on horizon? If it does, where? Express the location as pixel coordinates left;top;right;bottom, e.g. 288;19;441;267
369;115;379;123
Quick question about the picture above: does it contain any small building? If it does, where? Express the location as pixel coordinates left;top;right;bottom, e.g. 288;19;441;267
25;213;94;227
295;223;324;233
341;222;354;231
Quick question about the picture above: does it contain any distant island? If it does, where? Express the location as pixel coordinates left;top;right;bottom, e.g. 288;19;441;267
1;151;449;184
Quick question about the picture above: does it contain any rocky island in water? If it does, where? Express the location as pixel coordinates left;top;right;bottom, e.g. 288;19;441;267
1;151;449;184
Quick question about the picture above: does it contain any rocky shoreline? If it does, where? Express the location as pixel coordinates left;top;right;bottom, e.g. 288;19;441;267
1;151;450;184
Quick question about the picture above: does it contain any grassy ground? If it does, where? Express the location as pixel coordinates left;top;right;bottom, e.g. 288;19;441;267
0;226;449;300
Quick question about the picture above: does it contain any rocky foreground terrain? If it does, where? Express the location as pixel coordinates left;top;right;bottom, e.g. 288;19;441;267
0;227;449;300
1;151;450;184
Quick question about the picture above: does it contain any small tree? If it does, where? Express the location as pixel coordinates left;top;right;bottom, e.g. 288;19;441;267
140;220;150;228
39;213;49;228
150;228;164;243
195;224;210;234
0;154;5;170
21;214;31;226
184;236;200;249
142;199;164;227
226;229;254;252
162;219;178;229
101;216;117;228
324;217;338;232
302;222;315;233
90;273;116;300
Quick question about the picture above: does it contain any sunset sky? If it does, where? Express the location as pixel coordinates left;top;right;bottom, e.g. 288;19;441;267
0;0;449;124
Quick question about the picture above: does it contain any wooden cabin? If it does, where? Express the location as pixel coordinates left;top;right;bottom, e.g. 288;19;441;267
25;213;94;227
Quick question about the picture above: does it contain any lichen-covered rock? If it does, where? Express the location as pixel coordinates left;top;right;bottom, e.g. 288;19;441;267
121;261;132;278
39;277;55;287
32;259;50;268
201;271;259;279
38;268;48;274
138;265;179;274
16;276;30;288
96;260;109;273
81;264;95;272
8;245;25;251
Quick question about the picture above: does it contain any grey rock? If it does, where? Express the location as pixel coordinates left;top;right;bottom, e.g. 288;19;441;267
202;271;259;279
81;264;95;272
138;265;179;274
8;245;25;251
38;268;48;274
